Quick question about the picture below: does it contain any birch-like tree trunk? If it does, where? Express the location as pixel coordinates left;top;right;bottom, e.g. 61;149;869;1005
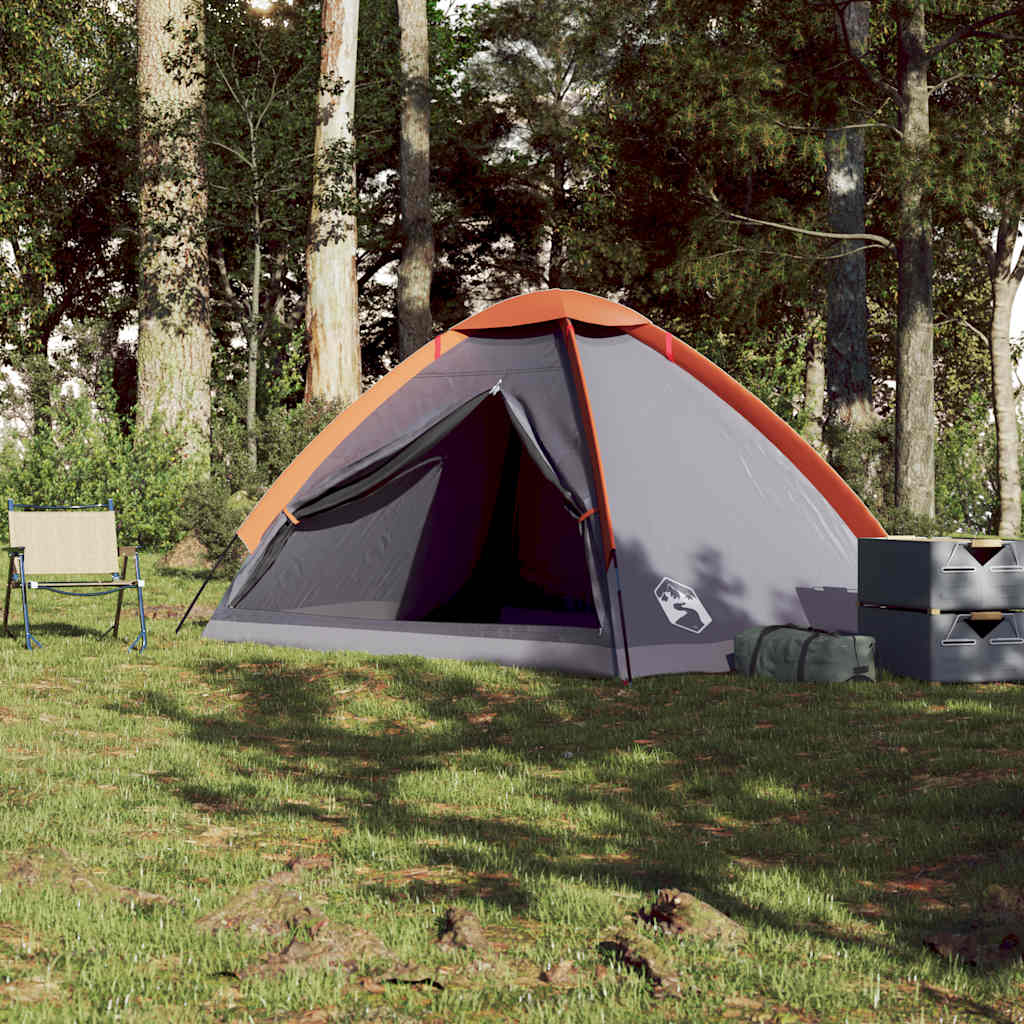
137;0;212;464
895;3;935;518
396;0;434;359
973;213;1024;536
305;0;361;403
801;324;827;454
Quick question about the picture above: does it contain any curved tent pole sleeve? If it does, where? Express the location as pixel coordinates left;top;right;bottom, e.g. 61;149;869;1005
560;317;633;684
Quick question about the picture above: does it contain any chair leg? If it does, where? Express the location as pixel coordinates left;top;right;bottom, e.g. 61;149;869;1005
3;554;14;639
112;588;125;639
16;554;40;650
128;552;146;653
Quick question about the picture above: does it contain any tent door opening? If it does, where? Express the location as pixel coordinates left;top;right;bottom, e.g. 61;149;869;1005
240;392;600;631
422;398;598;628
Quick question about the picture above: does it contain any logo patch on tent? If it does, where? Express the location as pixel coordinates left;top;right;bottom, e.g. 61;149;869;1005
654;577;712;633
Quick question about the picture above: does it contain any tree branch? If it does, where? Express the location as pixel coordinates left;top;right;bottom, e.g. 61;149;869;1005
357;248;399;288
926;5;1024;61
208;138;253;168
1012;219;1024;284
775;119;900;136
724;211;895;252
705;243;890;262
828;0;899;102
936;317;989;345
964;215;997;276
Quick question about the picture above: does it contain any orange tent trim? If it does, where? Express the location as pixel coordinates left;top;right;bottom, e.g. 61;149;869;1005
560;318;616;564
454;289;651;332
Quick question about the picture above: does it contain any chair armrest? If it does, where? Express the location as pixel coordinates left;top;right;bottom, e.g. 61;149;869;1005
118;546;138;557
4;547;24;555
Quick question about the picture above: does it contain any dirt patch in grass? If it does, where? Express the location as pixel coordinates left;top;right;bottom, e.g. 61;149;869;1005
0;975;63;1006
910;768;1018;791
195;855;333;937
239;920;437;987
636;888;748;946
3;848;170;907
924;885;1024;967
144;603;216;621
358;864;525;906
0;922;38;953
598;927;683;998
437;908;489;951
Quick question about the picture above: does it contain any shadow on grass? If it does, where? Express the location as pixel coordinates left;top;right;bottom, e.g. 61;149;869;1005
108;654;1024;984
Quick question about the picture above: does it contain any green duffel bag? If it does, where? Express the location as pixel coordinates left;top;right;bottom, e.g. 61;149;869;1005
733;625;876;683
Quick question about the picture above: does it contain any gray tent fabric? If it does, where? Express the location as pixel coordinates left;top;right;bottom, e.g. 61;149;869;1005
573;326;859;676
205;291;882;678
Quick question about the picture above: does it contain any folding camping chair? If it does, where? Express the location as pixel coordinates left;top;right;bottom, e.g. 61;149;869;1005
3;501;147;651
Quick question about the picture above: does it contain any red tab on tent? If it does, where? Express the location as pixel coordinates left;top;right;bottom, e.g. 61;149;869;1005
433;335;442;360
577;508;596;524
663;331;674;362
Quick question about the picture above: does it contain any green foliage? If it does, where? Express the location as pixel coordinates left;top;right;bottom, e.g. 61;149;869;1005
202;0;322;381
934;390;1002;536
684;322;811;430
828;392;1003;537
0;391;198;549
0;0;137;384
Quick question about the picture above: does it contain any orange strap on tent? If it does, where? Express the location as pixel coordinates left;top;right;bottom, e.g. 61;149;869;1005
663;330;674;361
433;336;442;359
284;509;300;526
577;508;596;524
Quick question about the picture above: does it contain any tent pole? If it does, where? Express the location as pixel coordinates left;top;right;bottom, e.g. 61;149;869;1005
611;550;633;685
175;536;240;634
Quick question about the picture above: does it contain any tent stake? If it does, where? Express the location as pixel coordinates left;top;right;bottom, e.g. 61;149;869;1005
175;536;239;634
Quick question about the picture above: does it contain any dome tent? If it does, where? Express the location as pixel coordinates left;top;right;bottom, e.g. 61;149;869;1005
205;289;885;679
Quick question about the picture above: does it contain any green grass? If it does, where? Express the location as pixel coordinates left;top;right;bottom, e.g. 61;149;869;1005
0;556;1023;1021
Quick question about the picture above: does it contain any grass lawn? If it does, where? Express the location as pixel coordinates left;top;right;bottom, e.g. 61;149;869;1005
0;556;1023;1022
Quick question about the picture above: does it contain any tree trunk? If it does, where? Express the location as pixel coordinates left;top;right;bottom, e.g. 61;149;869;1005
826;0;883;510
396;0;434;360
305;0;361;404
988;214;1023;536
801;324;826;454
547;151;568;289
136;0;212;465
247;214;262;469
894;3;935;518
826;1;874;432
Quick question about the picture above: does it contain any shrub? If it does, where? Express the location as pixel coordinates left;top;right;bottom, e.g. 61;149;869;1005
0;391;199;549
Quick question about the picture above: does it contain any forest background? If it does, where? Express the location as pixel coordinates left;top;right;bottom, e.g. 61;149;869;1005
3;0;1024;558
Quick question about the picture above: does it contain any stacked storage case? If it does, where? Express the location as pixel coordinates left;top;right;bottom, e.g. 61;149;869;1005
858;537;1024;682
